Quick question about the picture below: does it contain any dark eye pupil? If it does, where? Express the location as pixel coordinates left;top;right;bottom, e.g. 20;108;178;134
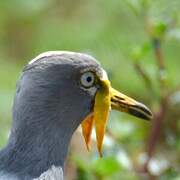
86;76;92;83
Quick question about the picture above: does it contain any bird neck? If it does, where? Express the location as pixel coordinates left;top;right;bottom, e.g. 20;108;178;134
1;103;74;178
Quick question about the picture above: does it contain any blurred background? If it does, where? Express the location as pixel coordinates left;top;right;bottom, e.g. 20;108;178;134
0;0;180;179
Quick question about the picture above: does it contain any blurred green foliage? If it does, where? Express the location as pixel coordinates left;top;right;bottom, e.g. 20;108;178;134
0;0;180;179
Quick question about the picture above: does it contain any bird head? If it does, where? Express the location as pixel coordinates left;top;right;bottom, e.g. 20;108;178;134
14;51;152;158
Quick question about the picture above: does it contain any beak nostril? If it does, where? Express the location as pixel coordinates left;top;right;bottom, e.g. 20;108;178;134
114;95;124;100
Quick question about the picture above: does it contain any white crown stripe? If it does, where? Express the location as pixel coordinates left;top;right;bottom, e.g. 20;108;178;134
28;51;76;65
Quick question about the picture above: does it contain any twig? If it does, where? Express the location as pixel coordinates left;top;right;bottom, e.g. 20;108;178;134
152;38;165;71
133;62;153;92
143;37;169;175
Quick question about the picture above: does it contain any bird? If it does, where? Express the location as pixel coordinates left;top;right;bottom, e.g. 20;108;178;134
0;51;152;180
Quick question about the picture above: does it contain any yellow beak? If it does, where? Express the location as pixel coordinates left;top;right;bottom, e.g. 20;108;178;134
81;78;152;156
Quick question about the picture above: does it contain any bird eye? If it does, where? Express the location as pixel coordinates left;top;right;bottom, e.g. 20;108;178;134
80;72;95;88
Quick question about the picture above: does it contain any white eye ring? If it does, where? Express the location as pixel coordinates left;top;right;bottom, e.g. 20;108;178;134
80;71;95;88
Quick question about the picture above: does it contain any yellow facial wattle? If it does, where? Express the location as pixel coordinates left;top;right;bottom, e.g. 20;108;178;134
94;79;111;156
81;113;94;151
81;79;111;156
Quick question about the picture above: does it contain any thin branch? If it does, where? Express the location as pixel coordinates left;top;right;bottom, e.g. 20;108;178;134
133;62;153;92
152;38;165;70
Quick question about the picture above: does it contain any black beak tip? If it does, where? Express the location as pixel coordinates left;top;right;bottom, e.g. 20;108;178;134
129;102;153;121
